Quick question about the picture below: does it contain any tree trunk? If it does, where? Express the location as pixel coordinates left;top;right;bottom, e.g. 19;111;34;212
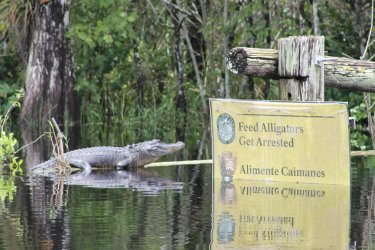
20;1;79;165
171;0;187;147
355;0;375;150
133;39;145;140
223;0;230;98
312;0;320;35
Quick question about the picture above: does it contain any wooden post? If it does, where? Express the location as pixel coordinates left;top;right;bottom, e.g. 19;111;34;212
227;40;375;93
278;36;324;101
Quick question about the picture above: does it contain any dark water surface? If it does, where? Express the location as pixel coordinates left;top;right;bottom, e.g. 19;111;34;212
350;156;375;249
0;165;212;250
0;156;375;249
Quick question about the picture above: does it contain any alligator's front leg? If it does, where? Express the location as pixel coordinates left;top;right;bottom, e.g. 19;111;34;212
115;158;131;170
67;159;92;176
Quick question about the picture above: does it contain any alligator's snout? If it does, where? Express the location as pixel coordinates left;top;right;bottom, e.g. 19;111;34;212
170;141;185;150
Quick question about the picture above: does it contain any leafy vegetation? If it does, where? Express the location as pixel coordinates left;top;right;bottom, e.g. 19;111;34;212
0;89;23;203
0;89;23;173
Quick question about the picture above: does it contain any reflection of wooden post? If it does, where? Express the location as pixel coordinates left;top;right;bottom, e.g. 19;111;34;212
278;36;324;101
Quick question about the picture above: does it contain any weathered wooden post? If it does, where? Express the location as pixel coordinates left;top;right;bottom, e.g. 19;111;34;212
278;36;324;101
227;35;375;99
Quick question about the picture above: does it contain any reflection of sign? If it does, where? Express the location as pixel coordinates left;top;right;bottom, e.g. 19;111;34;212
211;180;350;249
217;212;236;244
210;99;350;185
217;113;235;144
220;181;237;205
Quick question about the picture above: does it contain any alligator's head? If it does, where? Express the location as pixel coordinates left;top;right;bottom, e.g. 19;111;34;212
130;139;185;167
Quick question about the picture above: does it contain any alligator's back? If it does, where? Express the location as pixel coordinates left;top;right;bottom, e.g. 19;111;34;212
30;146;127;171
64;146;127;166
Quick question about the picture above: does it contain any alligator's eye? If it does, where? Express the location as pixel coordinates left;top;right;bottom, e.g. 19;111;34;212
149;148;161;156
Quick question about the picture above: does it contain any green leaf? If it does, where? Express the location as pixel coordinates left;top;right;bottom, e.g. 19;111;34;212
127;12;137;23
103;34;113;44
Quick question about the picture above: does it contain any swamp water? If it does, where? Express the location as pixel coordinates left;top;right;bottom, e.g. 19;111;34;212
0;156;374;249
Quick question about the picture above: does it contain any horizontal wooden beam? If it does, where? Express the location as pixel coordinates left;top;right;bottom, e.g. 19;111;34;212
145;159;212;167
351;150;375;156
227;47;375;92
146;152;372;166
227;48;279;78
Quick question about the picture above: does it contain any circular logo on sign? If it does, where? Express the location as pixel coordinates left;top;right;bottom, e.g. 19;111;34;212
217;113;235;144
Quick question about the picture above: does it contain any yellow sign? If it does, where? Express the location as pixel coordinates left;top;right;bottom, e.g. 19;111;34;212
210;99;350;185
211;180;350;249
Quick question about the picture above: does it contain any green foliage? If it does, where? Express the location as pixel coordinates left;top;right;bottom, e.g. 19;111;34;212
0;131;15;159
0;89;23;172
0;0;32;40
350;102;375;150
0;0;26;125
0;1;24;202
0;90;23;203
0;176;16;203
69;0;183;146
67;0;375;152
0;54;24;120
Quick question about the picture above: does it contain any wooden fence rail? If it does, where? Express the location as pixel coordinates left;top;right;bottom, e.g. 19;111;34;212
227;42;375;94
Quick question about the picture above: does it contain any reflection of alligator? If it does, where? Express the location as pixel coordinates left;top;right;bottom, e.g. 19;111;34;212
30;139;184;174
57;170;184;194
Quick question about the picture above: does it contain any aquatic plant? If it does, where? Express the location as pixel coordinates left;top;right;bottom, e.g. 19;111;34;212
0;89;23;175
0;89;23;203
0;176;16;203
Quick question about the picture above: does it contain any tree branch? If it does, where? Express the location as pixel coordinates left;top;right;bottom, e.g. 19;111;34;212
361;0;374;60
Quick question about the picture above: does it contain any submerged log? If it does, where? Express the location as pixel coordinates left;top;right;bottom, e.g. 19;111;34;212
227;47;375;92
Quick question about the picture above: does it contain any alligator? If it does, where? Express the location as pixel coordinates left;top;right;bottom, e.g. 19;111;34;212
30;139;184;175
